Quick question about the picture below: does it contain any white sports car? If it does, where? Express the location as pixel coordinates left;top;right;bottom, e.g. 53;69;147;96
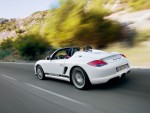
34;47;130;89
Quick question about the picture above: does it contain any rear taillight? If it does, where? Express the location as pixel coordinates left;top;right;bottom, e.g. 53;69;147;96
121;54;126;58
88;60;107;67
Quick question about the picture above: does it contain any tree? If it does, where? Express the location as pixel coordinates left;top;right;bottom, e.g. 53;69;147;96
14;34;50;60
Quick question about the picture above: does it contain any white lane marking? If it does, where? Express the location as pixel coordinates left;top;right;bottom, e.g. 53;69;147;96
25;83;88;107
0;74;16;80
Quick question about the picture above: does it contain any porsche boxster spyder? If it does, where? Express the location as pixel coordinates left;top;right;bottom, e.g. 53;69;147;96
34;47;130;89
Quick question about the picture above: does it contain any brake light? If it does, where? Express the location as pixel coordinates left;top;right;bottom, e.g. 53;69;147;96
88;60;107;67
121;54;126;58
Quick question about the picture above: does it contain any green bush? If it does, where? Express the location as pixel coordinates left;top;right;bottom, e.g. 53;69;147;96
0;37;14;60
0;37;14;50
135;30;150;42
15;29;25;34
128;0;150;11
43;0;122;48
14;34;50;60
0;49;11;60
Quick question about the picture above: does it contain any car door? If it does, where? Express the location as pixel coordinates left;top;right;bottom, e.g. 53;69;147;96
44;59;66;75
44;48;70;75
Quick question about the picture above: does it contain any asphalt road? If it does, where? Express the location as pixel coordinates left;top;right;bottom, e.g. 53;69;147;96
0;62;150;113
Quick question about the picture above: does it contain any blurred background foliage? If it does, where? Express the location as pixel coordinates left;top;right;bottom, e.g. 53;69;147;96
0;0;150;62
0;38;13;60
102;0;150;11
14;34;50;60
127;0;150;11
43;0;122;48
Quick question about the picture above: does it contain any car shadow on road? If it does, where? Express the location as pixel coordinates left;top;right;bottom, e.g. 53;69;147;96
45;77;71;85
91;77;130;90
38;68;150;90
91;68;150;90
44;76;131;90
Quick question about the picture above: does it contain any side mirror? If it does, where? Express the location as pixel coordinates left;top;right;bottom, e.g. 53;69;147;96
45;56;50;60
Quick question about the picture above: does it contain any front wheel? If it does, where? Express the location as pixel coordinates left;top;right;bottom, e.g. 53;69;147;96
71;67;90;90
36;65;45;80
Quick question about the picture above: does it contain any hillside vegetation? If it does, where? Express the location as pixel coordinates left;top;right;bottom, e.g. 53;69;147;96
0;0;150;61
126;0;150;11
103;0;150;11
42;0;122;48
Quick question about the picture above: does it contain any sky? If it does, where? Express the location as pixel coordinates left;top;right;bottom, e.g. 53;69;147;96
0;0;59;19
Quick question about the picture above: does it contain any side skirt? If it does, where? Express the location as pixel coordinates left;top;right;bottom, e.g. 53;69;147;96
45;73;70;82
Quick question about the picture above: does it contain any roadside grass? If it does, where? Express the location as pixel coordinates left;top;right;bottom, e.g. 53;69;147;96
103;43;150;67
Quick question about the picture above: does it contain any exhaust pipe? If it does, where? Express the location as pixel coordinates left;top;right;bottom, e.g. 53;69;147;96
127;70;130;74
121;73;126;78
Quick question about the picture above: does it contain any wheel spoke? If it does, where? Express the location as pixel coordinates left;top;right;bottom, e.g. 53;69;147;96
36;66;44;80
72;70;85;89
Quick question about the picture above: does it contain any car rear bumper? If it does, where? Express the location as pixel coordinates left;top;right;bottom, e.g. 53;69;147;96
83;59;130;85
90;68;130;85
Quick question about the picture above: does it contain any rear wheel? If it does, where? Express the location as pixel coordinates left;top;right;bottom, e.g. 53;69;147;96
71;67;90;90
36;65;45;80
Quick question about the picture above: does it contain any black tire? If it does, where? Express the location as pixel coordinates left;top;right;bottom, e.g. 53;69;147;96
36;65;45;80
71;67;91;90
